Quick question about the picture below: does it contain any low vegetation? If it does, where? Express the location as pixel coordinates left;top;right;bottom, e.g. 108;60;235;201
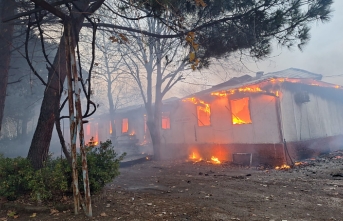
0;140;125;201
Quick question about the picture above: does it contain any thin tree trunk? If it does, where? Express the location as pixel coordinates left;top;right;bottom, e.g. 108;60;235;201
104;52;116;140
27;2;90;170
0;0;15;133
55;116;72;165
150;39;163;160
148;99;162;160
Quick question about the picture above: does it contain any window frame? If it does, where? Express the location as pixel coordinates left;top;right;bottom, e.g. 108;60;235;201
196;105;211;127
161;112;171;130
121;118;129;133
229;97;252;125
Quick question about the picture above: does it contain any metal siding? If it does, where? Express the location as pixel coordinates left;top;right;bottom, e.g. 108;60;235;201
249;95;280;143
280;89;298;142
281;88;343;142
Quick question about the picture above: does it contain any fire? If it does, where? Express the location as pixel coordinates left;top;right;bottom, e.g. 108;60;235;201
183;97;210;114
211;92;228;97
237;86;262;93
189;152;202;162
275;164;291;170
231;97;252;125
109;122;112;134
211;77;343;99
87;137;98;146
211;86;279;97
130;131;135;135
210;156;221;164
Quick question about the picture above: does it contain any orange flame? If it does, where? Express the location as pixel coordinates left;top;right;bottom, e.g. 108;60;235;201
210;156;221;164
183;97;210;114
211;77;343;98
189;152;202;162
130;131;135;135
211;86;279;97
275;164;290;170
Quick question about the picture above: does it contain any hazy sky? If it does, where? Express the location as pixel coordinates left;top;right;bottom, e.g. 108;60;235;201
245;0;343;85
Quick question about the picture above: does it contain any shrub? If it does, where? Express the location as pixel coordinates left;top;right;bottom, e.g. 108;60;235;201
0;140;125;201
0;154;34;200
81;140;125;193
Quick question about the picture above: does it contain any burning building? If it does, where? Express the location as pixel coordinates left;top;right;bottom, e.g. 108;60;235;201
90;68;343;166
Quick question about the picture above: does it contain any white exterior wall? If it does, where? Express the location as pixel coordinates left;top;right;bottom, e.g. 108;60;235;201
280;88;343;142
161;94;280;144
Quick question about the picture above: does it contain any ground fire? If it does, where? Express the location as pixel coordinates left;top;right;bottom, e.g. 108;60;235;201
275;164;291;170
210;156;221;164
189;152;222;164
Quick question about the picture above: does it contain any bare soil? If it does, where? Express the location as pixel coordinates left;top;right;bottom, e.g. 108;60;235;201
1;151;343;221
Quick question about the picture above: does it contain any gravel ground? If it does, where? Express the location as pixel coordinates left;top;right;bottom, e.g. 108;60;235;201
1;150;343;221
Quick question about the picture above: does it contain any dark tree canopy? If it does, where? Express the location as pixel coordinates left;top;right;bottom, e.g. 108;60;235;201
113;0;332;67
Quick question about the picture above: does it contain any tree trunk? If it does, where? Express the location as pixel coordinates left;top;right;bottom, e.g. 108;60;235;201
27;2;90;170
0;0;15;133
105;54;116;140
151;40;163;160
148;99;162;160
55;116;72;165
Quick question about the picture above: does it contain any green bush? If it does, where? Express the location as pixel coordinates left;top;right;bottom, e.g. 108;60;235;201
81;140;125;193
0;140;125;201
0;154;34;200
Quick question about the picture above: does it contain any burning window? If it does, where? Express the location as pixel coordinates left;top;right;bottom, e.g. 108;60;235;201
161;112;170;129
121;118;128;133
197;105;211;126
230;97;252;125
109;121;113;134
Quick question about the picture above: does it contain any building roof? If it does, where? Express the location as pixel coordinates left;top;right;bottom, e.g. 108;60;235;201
115;97;181;114
262;68;322;80
184;68;339;98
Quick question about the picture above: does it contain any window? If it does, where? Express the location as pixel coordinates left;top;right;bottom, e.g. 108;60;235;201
122;118;128;133
161;112;170;129
197;105;211;126
230;97;252;124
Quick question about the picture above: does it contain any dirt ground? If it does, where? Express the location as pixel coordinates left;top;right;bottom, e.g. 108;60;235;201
1;150;343;221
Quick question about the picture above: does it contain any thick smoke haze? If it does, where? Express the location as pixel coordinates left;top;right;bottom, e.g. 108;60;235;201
246;0;343;85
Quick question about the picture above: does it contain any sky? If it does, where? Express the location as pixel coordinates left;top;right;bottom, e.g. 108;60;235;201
245;0;343;85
